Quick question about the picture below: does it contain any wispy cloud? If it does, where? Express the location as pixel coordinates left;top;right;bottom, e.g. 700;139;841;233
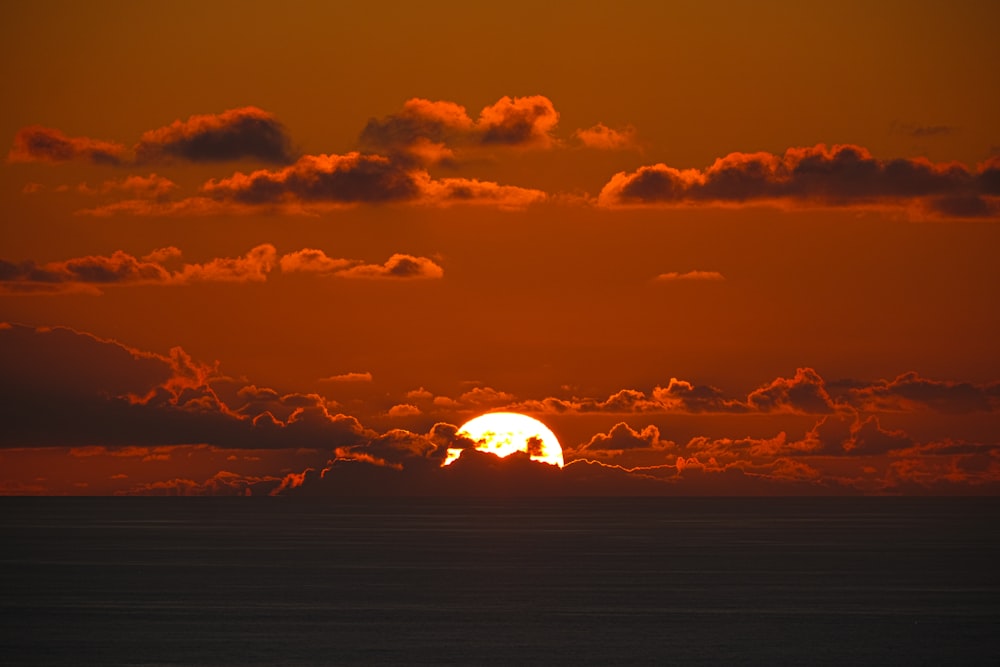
1;245;443;294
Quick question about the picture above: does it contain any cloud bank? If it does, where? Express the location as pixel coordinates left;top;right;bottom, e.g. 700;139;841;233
599;144;1000;219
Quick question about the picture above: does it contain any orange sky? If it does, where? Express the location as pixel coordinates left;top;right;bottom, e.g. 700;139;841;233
1;0;998;495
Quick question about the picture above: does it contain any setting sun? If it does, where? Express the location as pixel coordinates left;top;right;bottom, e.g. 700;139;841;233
445;412;564;467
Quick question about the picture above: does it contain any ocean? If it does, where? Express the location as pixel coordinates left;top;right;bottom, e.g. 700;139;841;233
2;497;998;665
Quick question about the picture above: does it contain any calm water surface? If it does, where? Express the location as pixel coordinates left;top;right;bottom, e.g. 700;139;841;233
2;497;998;665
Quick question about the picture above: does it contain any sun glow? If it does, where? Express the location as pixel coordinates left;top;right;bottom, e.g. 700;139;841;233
444;412;564;467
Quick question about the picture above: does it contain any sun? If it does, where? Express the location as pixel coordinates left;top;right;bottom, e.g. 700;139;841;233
444;412;564;467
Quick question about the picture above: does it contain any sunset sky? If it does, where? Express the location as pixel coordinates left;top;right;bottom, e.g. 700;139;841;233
2;0;998;495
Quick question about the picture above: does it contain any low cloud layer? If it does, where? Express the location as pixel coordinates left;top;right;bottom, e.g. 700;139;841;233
1;324;996;496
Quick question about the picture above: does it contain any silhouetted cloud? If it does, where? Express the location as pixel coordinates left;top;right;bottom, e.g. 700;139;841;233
8;126;126;165
478;95;559;147
197;153;547;210
599;144;1000;219
830;372;1000;414
747;367;838;414
203;153;419;203
134;107;295;164
359;95;559;165
0;323;375;450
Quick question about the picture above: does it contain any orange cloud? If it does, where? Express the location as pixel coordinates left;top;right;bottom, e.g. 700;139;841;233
599;144;1000;219
574;123;638;150
747;367;838;414
359;95;560;165
388;404;421;417
320;372;374;383
654;270;725;282
173;244;277;283
334;254;444;280
8;126;126;165
281;248;444;280
0;250;172;294
203;152;419;204
200;153;546;210
134;106;295;164
477;95;559;147
1;245;443;293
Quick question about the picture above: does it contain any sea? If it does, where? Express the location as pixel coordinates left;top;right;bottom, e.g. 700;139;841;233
2;497;998;666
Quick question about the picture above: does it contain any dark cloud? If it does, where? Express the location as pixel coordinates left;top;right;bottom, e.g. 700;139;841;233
829;372;1000;414
796;413;915;456
599;144;1000;219
580;422;667;452
747;367;837;414
477;95;559;147
8;126;126;165
203;153;420;204
359;98;472;166
0;323;374;450
358;95;559;166
134;107;295;164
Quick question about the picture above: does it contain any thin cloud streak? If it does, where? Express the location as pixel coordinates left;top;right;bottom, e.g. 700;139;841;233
1;245;443;294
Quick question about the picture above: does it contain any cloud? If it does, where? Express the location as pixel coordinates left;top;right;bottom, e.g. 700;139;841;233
134;107;295;164
575;423;676;469
173;244;277;283
831;372;1000;414
0;323;376;450
281;248;443;280
795;413;915;456
279;248;355;274
477;95;559;147
0;245;274;294
388;404;421;418
334;254;444;280
119;470;281;496
203;152;420;204
199;153;546;210
359;95;560;165
320;372;374;383
98;174;177;198
1;244;443;293
573;123;638;150
8;126;126;165
598;144;1000;219
359;98;473;165
747;367;838;414
28;174;178;199
654;270;725;282
0;251;172;295
890;121;956;138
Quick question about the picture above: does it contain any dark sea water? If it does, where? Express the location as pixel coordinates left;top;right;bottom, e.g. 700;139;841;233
1;497;998;666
